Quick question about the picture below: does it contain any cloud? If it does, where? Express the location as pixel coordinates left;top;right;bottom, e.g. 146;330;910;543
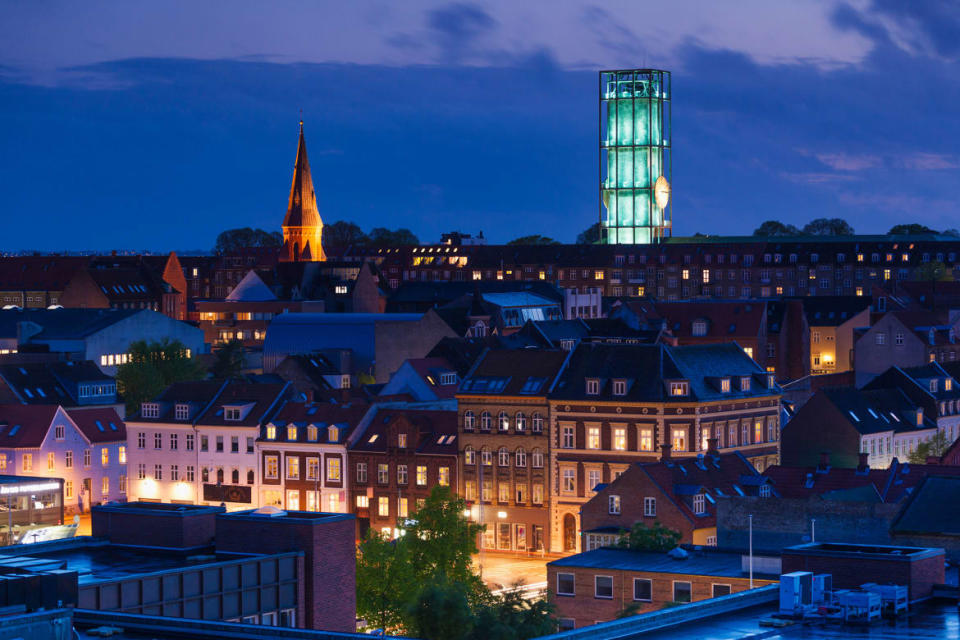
814;152;883;171
902;152;960;170
779;172;862;185
425;3;498;63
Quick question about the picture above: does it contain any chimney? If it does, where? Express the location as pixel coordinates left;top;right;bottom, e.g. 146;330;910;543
857;452;870;474
816;451;830;473
660;443;672;461
706;437;719;456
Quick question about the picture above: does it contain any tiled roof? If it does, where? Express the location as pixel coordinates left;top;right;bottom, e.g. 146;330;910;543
892;475;960;535
654;301;766;338
265;401;370;443
0;256;89;291
135;380;227;423
459;348;569;397
0;360;110;405
763;460;960;502
820;387;934;435
65;407;125;443
0;405;58;447
802;296;871;327
197;381;290;428
349;408;457;455
406;357;460;399
86;268;162;302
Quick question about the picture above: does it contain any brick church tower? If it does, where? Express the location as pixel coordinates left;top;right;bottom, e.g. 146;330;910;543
280;121;326;262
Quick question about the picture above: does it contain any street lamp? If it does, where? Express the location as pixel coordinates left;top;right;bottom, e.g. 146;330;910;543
748;514;754;589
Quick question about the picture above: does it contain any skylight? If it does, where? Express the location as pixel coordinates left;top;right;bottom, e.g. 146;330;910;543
848;410;860;422
95;420;104;432
368;434;379;443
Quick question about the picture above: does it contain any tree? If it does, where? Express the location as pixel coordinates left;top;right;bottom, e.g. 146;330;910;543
407;575;474;640
356;531;417;633
576;222;601;245
323;220;369;249
889;223;937;235
369;227;420;246
467;586;555;640
214;227;282;254
908;430;950;464
802;218;854;236
753;220;801;237
942;229;960;238
210;340;246;380
615;521;682;552
506;235;560;246
115;339;205;413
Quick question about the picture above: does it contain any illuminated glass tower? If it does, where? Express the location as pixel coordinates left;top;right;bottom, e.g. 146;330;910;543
600;69;671;244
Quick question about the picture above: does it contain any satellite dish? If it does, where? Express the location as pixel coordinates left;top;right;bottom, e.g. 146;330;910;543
654;175;671;211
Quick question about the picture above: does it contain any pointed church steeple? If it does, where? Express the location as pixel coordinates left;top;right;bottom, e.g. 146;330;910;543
280;121;326;262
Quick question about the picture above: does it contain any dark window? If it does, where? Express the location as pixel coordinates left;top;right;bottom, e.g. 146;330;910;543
674;581;692;603
556;573;575;596
247;469;255;484
595;575;613;599
231;469;239;484
634;578;652;602
712;584;731;598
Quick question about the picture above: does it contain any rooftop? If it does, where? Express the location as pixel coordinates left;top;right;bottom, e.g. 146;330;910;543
548;547;777;579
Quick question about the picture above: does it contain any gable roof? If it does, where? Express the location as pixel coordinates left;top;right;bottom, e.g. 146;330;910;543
65;407;125;443
802;296;871;327
135;380;227;423
0;405;59;447
820;387;934;435
0;360;111;405
196;381;290;427
349;407;457;455
892;475;960;535
0;309;142;341
459;348;570;397
266;400;371;443
654;301;766;338
226;271;277;302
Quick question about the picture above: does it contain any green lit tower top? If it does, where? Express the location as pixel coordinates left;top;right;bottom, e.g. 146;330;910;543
600;69;671;245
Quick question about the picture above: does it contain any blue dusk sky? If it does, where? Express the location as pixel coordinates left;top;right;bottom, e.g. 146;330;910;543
1;1;959;251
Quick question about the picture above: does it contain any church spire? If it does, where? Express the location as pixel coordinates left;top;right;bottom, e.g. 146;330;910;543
280;121;326;262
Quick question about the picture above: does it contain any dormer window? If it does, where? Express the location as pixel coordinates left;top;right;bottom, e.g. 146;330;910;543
307;426;318;441
224;407;242;421
692;320;708;337
266;425;277;440
766;374;775;388
560;339;575;351
341;375;351;389
740;376;751;391
693;493;706;515
397;433;407;448
947;379;953;391
174;403;189;421
669;381;688;396
287;426;298;440
328;425;340;442
586;379;601;395
930;379;939;393
440;372;457;385
720;378;731;393
612;379;627;396
141;403;159;419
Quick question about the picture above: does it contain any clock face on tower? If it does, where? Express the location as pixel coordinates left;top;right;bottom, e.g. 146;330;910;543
654;175;671;210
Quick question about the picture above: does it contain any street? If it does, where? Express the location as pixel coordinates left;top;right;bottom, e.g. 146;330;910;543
474;552;551;592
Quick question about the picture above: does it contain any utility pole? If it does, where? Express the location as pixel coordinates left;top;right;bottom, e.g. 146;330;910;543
748;514;754;589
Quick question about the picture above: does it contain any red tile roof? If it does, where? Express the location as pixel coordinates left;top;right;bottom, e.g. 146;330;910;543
0;405;58;447
65;407;125;443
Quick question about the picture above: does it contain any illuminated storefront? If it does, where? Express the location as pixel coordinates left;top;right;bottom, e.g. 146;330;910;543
600;69;672;245
0;476;65;544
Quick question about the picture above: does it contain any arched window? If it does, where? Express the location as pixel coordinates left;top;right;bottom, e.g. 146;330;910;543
480;447;492;466
498;411;510;431
247;469;255;484
515;447;527;467
464;445;476;465
463;411;475;430
515;412;527;432
202;467;210;483
498;447;510;466
480;411;492;431
216;467;224;484
532;412;544;433
231;468;240;484
531;448;544;468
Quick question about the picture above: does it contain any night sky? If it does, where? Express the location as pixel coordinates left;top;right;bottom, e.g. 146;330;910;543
1;1;959;251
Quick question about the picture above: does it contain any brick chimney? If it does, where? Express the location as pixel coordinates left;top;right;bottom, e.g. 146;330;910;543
706;437;719;456
857;452;870;474
660;443;672;461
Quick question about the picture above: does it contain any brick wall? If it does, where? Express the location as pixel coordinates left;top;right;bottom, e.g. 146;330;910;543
91;505;219;549
215;513;356;633
548;564;775;629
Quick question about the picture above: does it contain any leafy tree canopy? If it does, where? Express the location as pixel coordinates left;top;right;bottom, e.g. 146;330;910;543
753;220;801;237
506;235;560;246
802;217;855;236
368;227;420;247
210;340;246;380
116;339;205;413
889;223;937;235
908;430;951;464
576;222;602;245
214;227;282;254
615;521;682;553
323;220;369;248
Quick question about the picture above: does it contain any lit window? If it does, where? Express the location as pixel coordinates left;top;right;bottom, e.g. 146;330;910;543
608;495;621;515
587;427;601;449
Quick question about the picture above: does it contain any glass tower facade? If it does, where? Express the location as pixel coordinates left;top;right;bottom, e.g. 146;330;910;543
600;69;671;245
